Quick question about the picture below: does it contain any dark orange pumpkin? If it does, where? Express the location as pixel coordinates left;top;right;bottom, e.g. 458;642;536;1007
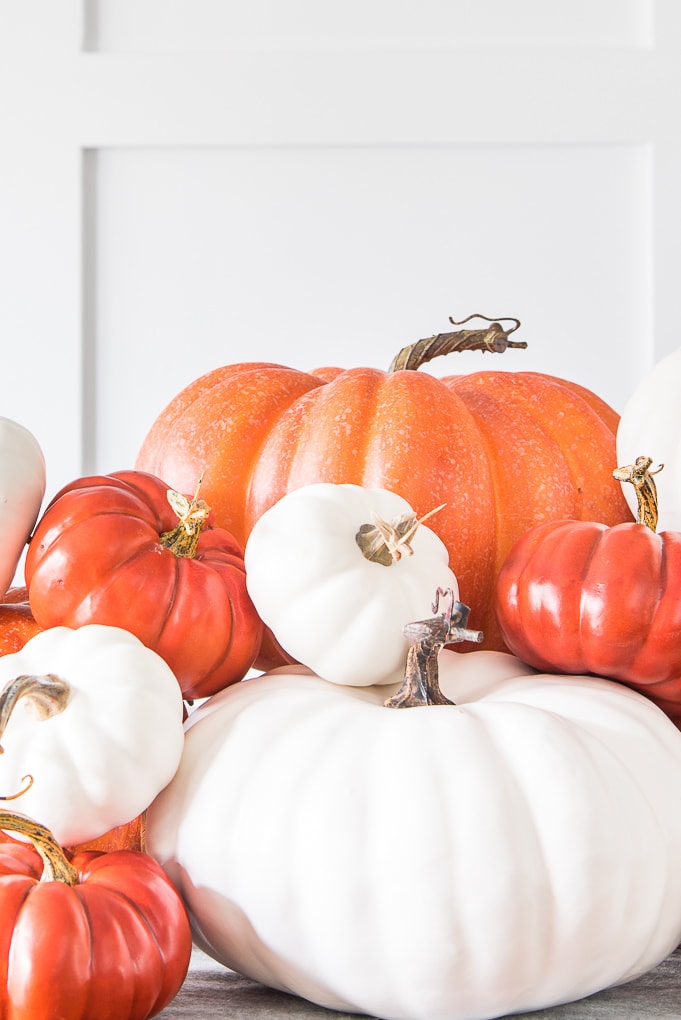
0;588;41;656
136;320;633;652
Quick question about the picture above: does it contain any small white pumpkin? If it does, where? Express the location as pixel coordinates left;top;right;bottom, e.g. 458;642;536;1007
0;624;184;846
244;482;459;685
616;346;681;532
0;416;46;596
147;632;681;1020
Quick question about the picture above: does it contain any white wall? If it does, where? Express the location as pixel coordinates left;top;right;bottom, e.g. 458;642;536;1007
1;0;679;509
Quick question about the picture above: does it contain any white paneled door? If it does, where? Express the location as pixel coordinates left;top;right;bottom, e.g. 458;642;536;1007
1;0;678;505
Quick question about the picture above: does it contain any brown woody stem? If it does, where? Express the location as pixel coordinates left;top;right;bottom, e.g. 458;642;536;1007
613;456;664;533
356;504;446;566
389;314;526;372
0;674;70;754
384;589;483;708
0;810;78;885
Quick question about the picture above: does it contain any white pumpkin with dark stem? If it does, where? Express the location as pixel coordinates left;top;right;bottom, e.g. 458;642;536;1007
147;594;681;1020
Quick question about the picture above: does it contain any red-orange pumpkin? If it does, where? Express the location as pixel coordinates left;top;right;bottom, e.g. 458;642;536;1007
136;321;633;651
0;811;191;1020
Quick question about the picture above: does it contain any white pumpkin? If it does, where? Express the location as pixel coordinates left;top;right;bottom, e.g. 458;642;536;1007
244;482;459;685
616;346;681;532
0;624;184;846
147;644;681;1020
0;416;46;596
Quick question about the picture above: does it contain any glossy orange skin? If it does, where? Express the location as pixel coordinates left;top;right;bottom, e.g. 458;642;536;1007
24;469;263;699
495;519;681;725
0;593;41;656
68;813;146;854
0;841;191;1019
136;362;633;652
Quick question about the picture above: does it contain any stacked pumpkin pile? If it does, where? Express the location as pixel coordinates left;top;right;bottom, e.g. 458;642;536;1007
3;318;681;1020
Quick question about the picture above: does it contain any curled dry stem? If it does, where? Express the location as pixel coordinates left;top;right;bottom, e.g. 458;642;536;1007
389;314;526;372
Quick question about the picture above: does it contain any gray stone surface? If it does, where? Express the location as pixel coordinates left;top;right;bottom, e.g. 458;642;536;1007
158;944;681;1019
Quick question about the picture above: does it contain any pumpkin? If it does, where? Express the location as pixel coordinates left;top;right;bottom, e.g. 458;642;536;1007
136;318;632;654
0;624;184;847
617;344;681;532
0;588;41;657
68;814;147;855
24;469;263;699
146;602;681;1020
244;482;459;685
0;810;191;1020
0;417;46;599
495;456;681;725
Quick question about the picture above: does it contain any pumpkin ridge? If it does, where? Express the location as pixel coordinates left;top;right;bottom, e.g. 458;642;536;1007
576;524;612;670
74;540;178;638
448;371;628;525
140;365;326;549
523;376;624;523
244;369;387;533
625;530;681;692
167;557;238;685
75;880;167;1017
526;373;621;435
631;534;668;677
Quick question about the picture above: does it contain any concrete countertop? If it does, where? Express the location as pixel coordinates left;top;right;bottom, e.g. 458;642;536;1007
158;943;681;1019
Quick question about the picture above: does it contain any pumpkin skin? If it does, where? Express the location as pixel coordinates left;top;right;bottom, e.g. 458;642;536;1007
147;652;681;1020
494;518;681;726
0;589;41;656
24;469;263;699
0;826;192;1020
136;360;631;653
68;813;147;855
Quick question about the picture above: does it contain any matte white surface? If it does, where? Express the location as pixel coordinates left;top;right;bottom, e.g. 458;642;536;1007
1;0;680;517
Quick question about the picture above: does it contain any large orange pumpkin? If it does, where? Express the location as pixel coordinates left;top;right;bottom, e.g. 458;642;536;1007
136;319;633;652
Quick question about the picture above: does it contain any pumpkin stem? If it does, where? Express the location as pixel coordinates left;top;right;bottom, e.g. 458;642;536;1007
384;588;483;708
613;456;664;532
356;504;446;566
0;673;70;754
0;809;78;885
389;314;526;372
0;774;34;800
159;474;210;558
